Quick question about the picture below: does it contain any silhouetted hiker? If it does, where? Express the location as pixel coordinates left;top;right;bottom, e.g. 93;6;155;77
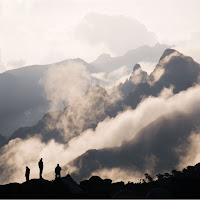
38;158;43;179
25;166;30;181
55;164;62;179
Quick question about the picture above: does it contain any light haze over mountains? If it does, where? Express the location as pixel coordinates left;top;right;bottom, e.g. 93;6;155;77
0;44;169;138
1;47;200;184
1;0;200;186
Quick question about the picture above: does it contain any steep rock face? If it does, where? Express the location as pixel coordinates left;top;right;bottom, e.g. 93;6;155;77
150;49;200;93
124;49;200;109
118;64;149;98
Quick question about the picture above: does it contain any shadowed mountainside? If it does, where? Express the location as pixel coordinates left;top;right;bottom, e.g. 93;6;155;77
0;44;169;138
7;85;123;144
123;48;200;108
1;48;200;190
6;48;200;145
68;110;200;182
0;58;92;138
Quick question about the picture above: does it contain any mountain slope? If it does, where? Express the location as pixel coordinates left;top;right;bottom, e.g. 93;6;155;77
124;49;200;108
118;63;148;98
6;49;200;145
68;110;200;182
0;58;92;138
8;86;123;144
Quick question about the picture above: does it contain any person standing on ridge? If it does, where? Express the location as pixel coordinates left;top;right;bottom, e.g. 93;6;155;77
55;164;62;179
25;166;30;181
38;158;43;179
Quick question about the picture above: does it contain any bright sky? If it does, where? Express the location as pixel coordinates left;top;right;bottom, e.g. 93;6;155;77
0;0;200;71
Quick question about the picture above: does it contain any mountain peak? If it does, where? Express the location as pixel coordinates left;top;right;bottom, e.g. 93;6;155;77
93;53;111;64
133;64;141;71
159;49;178;61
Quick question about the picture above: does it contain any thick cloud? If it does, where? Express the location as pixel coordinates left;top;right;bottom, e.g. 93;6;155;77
1;49;200;185
177;132;200;170
67;84;200;182
40;61;91;111
2;83;200;184
75;13;157;55
91;65;130;89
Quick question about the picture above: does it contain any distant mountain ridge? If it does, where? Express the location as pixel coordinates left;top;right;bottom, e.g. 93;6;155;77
91;43;171;73
7;85;123;144
63;49;200;181
0;58;92;138
1;48;200;187
3;48;200;145
0;44;169;138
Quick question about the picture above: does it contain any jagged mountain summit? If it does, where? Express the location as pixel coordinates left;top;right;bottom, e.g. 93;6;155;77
0;58;92;138
149;49;200;93
8;85;123;144
0;44;168;138
124;48;200;108
1;48;200;187
118;63;148;98
3;48;200;146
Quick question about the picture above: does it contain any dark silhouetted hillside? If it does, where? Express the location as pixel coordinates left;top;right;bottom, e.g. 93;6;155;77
2;163;200;198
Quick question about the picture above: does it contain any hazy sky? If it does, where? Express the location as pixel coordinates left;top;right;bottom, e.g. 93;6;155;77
0;0;200;71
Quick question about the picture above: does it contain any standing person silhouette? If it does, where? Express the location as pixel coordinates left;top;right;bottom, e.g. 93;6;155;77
55;164;62;179
25;166;30;181
38;158;43;179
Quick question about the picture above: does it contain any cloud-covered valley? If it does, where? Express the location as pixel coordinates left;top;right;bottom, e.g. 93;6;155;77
1;48;200;185
0;44;167;138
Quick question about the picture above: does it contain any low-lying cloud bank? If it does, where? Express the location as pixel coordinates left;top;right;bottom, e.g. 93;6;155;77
1;82;200;184
91;65;130;89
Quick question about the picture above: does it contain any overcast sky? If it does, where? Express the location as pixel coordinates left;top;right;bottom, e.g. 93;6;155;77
0;0;200;71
